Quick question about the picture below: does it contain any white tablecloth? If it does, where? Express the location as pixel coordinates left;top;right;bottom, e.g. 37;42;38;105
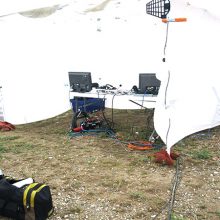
70;90;157;110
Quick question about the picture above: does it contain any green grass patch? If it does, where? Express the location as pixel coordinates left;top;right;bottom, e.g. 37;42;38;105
191;149;212;160
9;143;36;154
129;191;146;202
0;144;8;159
71;181;82;189
208;211;220;218
67;206;82;214
0;144;7;153
0;142;37;154
99;158;121;168
0;136;20;141
171;213;187;220
128;155;149;166
99;176;128;191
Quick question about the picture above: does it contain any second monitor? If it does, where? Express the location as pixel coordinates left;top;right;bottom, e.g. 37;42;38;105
69;72;92;93
139;73;161;95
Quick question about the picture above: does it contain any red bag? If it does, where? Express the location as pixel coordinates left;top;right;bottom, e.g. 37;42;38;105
0;121;15;131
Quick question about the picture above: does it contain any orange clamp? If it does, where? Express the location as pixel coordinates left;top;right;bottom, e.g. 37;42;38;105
162;18;187;23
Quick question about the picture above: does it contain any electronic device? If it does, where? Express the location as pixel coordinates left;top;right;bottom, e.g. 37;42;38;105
139;73;161;95
69;72;92;93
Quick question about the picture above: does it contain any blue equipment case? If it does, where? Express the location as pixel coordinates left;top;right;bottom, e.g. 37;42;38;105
70;97;105;113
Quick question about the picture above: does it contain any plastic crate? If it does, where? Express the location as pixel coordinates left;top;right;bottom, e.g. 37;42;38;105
70;98;105;113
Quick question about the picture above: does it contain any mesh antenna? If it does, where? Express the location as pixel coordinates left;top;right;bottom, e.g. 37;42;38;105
146;0;170;19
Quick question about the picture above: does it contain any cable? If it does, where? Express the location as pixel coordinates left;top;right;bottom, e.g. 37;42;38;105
164;70;170;108
164;70;171;149
152;156;183;220
163;22;169;62
141;90;148;109
101;108;114;130
167;157;183;219
165;118;171;147
111;93;117;129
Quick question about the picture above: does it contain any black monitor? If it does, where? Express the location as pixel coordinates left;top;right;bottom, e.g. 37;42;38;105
139;73;161;94
69;72;92;93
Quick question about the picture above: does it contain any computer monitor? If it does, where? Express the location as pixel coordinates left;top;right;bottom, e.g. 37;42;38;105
139;73;161;94
69;72;92;92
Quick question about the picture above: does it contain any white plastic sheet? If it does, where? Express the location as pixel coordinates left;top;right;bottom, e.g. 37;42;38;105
154;0;220;152
1;0;220;143
0;0;163;124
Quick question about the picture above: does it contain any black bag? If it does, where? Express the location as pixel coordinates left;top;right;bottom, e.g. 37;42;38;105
0;177;54;220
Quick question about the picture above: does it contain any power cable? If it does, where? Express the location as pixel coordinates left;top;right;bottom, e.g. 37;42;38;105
152;157;183;220
167;157;183;219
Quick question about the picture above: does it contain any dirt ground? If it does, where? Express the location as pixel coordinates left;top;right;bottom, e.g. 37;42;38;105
0;109;219;220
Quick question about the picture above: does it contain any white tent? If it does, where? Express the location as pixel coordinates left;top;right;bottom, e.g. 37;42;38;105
154;0;220;152
0;0;220;152
0;0;164;124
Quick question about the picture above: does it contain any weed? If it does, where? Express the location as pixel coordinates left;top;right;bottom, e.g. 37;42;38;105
68;206;82;214
0;145;8;159
128;156;149;166
192;149;212;160
6;143;36;154
0;136;20;141
199;205;207;209
133;211;148;218
113;179;127;191
208;211;220;218
71;181;81;189
0;145;7;153
99;177;127;191
129;191;146;202
86;191;96;197
171;213;187;220
87;156;97;164
99;158;121;168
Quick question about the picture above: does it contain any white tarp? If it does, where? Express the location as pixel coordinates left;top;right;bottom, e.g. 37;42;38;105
0;87;4;121
0;0;164;124
1;0;220;150
154;0;220;152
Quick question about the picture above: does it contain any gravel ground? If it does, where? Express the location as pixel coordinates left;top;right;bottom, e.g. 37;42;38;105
0;110;219;220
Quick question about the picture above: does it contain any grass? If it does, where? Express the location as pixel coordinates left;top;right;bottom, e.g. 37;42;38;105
0;136;20;141
99;178;128;191
208;211;220;218
129;191;146;202
98;158;121;168
0;136;23;155
171;214;187;220
191;149;212;160
0;145;7;154
128;155;150;166
0;109;219;219
68;206;82;214
8;142;37;154
0;141;36;154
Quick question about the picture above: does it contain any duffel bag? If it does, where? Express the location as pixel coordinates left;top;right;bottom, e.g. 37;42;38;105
0;177;54;220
